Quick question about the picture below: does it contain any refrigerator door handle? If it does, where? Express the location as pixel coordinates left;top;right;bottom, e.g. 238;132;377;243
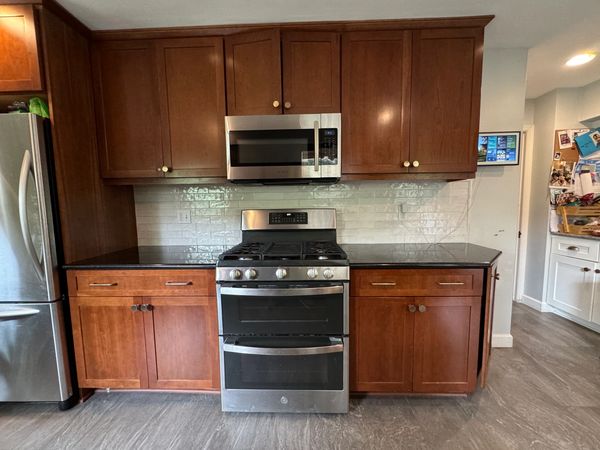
18;149;44;280
0;306;40;321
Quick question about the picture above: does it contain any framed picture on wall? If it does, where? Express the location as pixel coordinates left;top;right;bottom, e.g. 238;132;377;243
477;131;521;166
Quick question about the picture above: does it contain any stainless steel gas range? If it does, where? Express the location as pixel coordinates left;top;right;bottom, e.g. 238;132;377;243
216;209;349;414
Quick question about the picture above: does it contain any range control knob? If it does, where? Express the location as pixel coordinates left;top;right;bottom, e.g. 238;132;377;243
275;268;288;279
323;268;335;279
229;269;242;280
245;269;257;280
306;268;319;279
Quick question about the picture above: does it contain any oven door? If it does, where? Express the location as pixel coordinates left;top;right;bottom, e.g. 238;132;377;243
218;283;348;336
220;336;349;413
225;114;340;181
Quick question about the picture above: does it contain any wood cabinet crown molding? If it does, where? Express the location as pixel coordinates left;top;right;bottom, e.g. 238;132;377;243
91;15;494;41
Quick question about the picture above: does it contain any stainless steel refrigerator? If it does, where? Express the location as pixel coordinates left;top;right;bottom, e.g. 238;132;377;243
0;113;73;408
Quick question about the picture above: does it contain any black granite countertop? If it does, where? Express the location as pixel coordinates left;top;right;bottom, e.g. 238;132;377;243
64;243;501;270
341;243;501;268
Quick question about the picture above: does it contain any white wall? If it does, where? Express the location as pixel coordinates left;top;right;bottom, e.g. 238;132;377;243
468;48;529;347
579;78;600;124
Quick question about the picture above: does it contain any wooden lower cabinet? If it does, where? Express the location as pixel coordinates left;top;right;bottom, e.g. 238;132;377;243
70;296;148;389
350;295;482;394
144;297;220;390
350;297;414;392
412;297;481;393
70;295;219;391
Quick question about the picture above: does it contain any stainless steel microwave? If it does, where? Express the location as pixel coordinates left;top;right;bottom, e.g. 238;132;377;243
225;113;341;183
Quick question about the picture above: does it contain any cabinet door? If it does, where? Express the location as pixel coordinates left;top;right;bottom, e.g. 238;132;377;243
93;40;164;178
409;28;483;174
350;296;414;392
341;31;411;175
225;29;282;115
281;31;340;114
144;297;220;390
156;38;227;178
592;265;600;326
547;254;594;321
413;297;481;394
70;297;148;389
0;5;42;92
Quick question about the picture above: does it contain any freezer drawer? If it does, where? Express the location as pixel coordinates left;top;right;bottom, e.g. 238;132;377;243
0;301;72;402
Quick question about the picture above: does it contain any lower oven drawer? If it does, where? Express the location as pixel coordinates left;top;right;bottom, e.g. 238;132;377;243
220;336;348;413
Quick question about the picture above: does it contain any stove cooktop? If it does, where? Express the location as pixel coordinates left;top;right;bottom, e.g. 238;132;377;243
219;240;347;263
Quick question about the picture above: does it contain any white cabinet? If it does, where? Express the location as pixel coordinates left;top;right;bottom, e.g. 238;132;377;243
546;236;600;328
547;254;594;321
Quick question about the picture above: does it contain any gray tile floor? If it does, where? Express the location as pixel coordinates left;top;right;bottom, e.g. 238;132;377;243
1;303;599;450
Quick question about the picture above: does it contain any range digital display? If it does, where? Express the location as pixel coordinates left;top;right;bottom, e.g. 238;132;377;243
477;132;521;166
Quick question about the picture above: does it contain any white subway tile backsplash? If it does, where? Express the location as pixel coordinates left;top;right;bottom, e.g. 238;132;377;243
134;181;470;246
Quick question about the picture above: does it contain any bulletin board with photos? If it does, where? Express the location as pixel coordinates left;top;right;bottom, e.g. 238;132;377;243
551;127;600;236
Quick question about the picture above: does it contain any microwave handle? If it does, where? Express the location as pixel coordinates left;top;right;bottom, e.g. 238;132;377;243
314;120;320;173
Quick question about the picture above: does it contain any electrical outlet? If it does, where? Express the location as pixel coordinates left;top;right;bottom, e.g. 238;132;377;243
177;210;191;224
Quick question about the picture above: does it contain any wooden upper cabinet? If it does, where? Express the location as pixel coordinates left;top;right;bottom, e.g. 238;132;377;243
341;31;411;175
350;296;414;392
225;29;282;115
156;37;226;177
0;5;42;92
93;40;164;178
144;296;220;390
281;31;340;114
412;297;481;393
70;296;148;389
409;28;483;174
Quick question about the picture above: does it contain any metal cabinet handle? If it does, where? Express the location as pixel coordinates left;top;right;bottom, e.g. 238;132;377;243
130;305;139;312
161;166;170;173
566;246;580;251
165;281;193;287
583;267;591;272
412;160;420;168
284;101;292;110
403;161;411;168
371;282;397;286
408;304;417;313
89;282;118;287
595;269;600;274
493;273;500;281
437;282;465;286
418;304;427;313
139;304;154;312
272;100;280;108
314;120;320;173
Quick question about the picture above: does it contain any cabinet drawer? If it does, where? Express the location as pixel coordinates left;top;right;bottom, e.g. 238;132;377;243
351;269;483;297
68;269;216;297
551;236;599;262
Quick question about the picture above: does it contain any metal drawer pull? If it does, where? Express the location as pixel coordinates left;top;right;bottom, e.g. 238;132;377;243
223;339;343;356
140;304;154;312
583;267;591;272
437;282;465;286
408;304;417;313
566;246;580;251
220;286;343;297
371;282;397;286
165;281;193;286
418;304;427;313
89;282;118;287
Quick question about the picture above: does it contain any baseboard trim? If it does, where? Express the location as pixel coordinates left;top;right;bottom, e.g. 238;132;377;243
517;295;553;312
548;308;600;334
491;333;513;348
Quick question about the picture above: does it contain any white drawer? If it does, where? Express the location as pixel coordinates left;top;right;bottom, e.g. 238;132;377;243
551;236;600;262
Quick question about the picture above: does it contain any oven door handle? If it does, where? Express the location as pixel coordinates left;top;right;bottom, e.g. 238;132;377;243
223;338;343;356
220;286;343;297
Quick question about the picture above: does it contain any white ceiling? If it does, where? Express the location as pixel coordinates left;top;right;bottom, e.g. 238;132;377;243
57;0;600;98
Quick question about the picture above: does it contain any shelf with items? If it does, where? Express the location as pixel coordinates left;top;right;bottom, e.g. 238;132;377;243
549;127;600;237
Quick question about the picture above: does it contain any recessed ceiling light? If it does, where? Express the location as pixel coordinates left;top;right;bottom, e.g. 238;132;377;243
565;53;596;67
